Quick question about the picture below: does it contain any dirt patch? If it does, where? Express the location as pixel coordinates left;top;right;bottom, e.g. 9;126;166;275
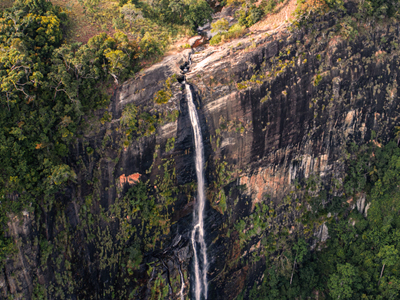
52;0;117;43
250;0;297;33
118;173;141;187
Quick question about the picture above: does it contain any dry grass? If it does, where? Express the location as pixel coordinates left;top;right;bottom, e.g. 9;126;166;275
53;0;193;52
2;0;298;61
0;0;14;9
168;0;298;57
164;35;201;56
250;0;297;33
52;0;118;43
1;0;117;43
2;0;195;64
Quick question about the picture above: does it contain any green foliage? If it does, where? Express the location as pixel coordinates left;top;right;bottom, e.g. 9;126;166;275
210;23;246;45
121;100;177;141
261;0;277;14
110;161;178;252
218;188;227;213
339;16;359;41
358;0;400;18
32;282;47;300
0;235;15;268
210;34;222;45
107;0;213;59
184;0;213;30
100;111;113;124
293;238;307;263
237;4;264;28
322;0;398;20
121;103;139;132
154;75;176;104
226;23;247;39
180;43;191;49
260;90;271;103
165;137;175;152
378;245;398;268
211;18;230;33
0;0;210;296
328;263;358;299
139;32;165;60
0;0;73;247
126;244;143;273
119;3;143;24
154;89;172;104
313;74;323;86
77;0;101;15
140;0;212;31
0;0;141;265
242;137;400;299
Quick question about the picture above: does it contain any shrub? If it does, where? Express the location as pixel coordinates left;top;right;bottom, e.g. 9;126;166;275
313;74;322;86
180;43;191;49
119;3;143;24
211;18;230;33
210;33;222;45
139;32;165;59
225;23;246;39
154;89;172;104
209;23;246;45
237;4;264;28
262;0;277;14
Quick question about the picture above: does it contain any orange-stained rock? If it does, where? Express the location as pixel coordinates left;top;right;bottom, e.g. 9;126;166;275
188;35;206;48
118;173;141;187
193;36;207;48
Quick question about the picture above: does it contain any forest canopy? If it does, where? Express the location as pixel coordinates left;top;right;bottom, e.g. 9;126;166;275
0;0;137;218
0;0;212;260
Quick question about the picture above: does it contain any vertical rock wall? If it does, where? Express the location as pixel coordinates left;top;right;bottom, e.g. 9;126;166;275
3;11;400;300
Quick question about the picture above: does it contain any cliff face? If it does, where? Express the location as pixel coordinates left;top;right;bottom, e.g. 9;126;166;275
2;8;400;300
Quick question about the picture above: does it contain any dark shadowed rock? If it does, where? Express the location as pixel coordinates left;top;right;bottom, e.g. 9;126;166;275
4;10;400;300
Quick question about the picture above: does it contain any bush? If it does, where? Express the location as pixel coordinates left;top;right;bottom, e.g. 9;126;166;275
211;18;230;33
154;89;172;104
210;33;222;45
139;32;165;59
225;23;246;39
237;4;264;27
180;43;191;49
209;23;246;45
262;0;277;14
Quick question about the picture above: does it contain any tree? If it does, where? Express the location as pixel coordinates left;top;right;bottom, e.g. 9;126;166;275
104;49;130;84
290;238;308;285
119;3;143;24
211;18;230;33
377;245;398;285
167;0;185;17
379;276;400;299
139;32;164;59
183;0;213;30
328;263;357;299
237;4;264;28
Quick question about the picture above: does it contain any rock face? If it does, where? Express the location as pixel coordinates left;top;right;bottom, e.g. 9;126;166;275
3;9;400;300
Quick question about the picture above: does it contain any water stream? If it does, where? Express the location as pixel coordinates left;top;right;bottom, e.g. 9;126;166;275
186;83;208;300
177;260;185;300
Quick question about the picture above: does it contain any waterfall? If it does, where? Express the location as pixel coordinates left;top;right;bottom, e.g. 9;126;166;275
177;260;185;300
186;83;208;300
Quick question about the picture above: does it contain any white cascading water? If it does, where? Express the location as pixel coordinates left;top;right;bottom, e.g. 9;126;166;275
186;83;208;300
177;262;185;300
